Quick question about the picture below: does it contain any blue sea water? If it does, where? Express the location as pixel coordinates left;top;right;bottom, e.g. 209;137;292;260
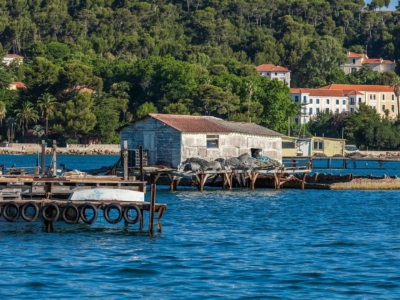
1;155;400;298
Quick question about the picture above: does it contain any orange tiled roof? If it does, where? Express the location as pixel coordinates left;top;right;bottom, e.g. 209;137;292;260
362;58;395;65
291;88;347;97
347;51;364;58
5;54;23;59
343;90;364;95
10;81;26;89
256;64;290;72
319;84;393;92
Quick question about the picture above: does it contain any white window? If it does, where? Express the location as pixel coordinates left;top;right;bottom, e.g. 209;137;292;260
207;135;219;148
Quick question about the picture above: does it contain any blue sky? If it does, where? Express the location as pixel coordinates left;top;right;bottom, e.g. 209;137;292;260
364;0;397;10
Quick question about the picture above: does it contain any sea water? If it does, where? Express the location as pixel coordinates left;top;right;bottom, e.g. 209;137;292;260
0;155;400;298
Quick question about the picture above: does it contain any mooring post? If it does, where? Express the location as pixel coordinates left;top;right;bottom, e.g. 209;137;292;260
301;172;306;190
379;160;382;169
41;140;46;175
139;145;144;182
149;173;156;235
123;141;128;181
328;158;331;169
52;140;57;177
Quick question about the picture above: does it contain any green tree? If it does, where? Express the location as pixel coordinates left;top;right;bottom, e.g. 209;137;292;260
14;101;39;137
37;92;58;136
391;76;400;116
136;102;158;118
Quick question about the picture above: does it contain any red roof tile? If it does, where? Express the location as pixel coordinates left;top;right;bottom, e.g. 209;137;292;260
319;84;393;92
362;58;395;65
5;54;23;59
10;81;26;89
148;114;282;136
290;88;347;97
256;64;290;72
347;51;364;58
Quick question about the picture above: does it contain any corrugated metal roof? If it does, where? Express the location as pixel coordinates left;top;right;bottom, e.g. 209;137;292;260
148;114;282;136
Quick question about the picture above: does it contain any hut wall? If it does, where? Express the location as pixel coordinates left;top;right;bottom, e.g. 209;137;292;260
181;133;282;162
120;118;181;167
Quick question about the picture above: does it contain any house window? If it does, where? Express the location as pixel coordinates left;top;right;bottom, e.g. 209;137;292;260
336;108;339;114
282;142;296;149
370;94;372;100
374;94;376;100
316;99;320;104
350;108;354;113
309;99;313;104
350;98;355;105
383;94;385;100
359;97;362;103
336;99;339;105
316;108;320;114
314;140;324;150
352;59;356;64
294;118;299;124
342;109;346;112
294;96;299;102
275;73;277;75
206;135;219;148
343;100;346;105
325;108;329;113
327;99;330;104
303;96;307;103
392;95;395;101
351;67;357;73
382;105;386;111
309;107;313;114
392;105;395;112
267;73;270;76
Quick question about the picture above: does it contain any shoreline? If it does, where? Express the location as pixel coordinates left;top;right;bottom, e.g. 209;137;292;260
0;143;121;155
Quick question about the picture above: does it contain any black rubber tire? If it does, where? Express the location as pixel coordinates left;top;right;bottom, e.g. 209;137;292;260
62;203;80;224
42;202;60;222
123;204;142;224
3;201;20;222
21;201;39;222
104;203;123;224
80;202;98;225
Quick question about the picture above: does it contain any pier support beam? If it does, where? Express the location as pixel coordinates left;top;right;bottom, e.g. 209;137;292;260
41;140;46;175
149;174;156;235
123;141;128;181
301;172;306;190
52;140;57;177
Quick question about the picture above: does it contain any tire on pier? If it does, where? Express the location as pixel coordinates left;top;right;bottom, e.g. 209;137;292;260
42;202;60;223
21;201;39;222
80;203;98;225
123;204;142;224
62;203;80;224
3;201;20;222
104;203;122;224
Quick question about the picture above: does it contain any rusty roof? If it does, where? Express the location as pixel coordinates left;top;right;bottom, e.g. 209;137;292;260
362;58;395;65
10;81;26;89
148;114;282;136
291;88;348;97
347;51;364;58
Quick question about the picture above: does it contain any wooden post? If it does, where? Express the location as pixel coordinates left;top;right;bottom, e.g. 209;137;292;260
139;145;144;182
52;140;57;177
123;141;128;181
199;174;204;191
379;160;382;169
41;140;45;175
328;158;331;169
301;172;306;190
149;174;156;235
343;159;346;169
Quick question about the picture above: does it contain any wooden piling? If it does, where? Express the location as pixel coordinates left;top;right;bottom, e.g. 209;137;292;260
149;174;156;234
123;141;128;181
52;140;57;177
301;172;306;190
139;145;144;182
41;140;45;175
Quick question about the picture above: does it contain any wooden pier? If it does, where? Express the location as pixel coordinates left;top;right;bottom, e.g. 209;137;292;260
0;141;166;234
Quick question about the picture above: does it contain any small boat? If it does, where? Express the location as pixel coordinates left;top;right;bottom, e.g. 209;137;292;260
68;188;144;202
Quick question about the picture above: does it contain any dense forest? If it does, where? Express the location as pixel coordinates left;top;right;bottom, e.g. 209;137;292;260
0;0;400;147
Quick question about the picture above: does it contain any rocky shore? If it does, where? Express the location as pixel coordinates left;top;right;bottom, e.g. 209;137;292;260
0;143;121;155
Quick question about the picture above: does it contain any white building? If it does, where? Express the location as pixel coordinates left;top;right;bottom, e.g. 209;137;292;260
256;64;291;87
341;51;395;74
291;84;396;124
2;54;24;66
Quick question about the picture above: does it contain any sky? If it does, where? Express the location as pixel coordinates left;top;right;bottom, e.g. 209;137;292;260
364;0;397;10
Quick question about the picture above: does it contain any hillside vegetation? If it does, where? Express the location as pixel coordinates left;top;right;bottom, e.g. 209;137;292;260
0;0;399;146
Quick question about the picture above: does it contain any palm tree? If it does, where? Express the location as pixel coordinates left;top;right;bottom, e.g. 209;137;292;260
37;92;58;136
14;101;39;137
0;101;7;127
391;76;400;117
